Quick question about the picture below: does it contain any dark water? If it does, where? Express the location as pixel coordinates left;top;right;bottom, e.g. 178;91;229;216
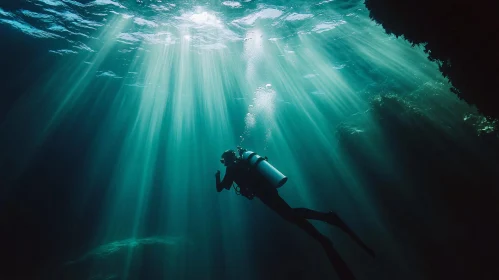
1;1;498;280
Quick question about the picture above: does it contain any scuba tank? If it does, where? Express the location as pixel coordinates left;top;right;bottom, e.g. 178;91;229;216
237;146;288;188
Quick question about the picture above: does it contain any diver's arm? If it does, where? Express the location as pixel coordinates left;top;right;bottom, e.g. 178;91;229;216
216;167;233;192
215;171;223;192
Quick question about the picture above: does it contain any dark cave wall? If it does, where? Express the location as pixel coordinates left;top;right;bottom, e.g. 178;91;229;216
364;0;499;119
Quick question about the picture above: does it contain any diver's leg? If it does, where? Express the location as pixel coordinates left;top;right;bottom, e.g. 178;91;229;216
258;193;356;280
293;208;328;220
325;212;375;257
294;208;375;258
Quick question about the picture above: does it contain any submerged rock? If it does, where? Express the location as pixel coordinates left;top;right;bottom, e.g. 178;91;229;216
364;0;499;119
61;236;192;280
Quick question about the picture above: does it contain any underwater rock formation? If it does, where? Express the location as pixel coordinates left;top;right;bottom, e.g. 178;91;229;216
61;236;192;280
364;0;499;119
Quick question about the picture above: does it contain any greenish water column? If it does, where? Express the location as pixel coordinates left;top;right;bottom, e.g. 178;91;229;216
0;1;491;280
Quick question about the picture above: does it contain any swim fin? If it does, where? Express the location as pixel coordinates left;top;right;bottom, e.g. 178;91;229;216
325;212;376;258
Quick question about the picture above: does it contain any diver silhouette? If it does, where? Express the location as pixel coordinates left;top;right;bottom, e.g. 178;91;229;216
215;147;375;280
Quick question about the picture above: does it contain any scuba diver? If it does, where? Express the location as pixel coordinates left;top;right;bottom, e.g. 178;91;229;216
215;147;374;280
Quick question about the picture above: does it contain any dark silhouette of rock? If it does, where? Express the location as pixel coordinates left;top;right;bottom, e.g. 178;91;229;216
364;0;499;119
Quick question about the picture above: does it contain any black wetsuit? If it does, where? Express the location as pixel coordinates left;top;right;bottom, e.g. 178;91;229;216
216;159;357;280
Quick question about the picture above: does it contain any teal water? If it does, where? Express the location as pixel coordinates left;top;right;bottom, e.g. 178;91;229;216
1;1;498;280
